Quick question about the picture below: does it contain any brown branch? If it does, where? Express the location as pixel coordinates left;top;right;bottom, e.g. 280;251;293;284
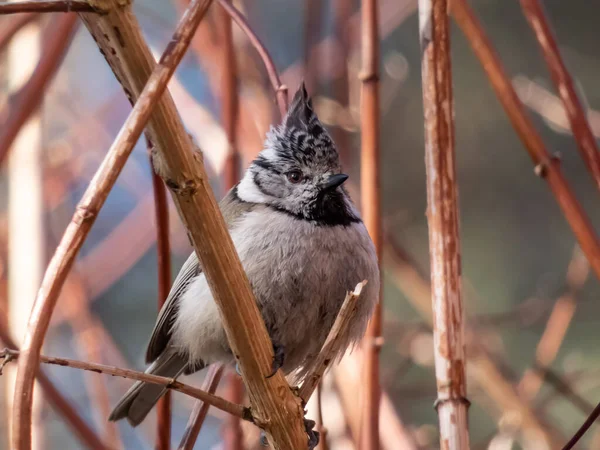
78;0;308;448
450;0;600;283
562;401;600;450
299;281;367;403
0;12;38;53
359;0;382;448
519;0;600;193
216;0;288;117
149;141;173;450
12;2;214;448
0;14;78;164
418;0;470;448
0;0;98;14
0;310;106;450
178;364;225;450
4;348;251;421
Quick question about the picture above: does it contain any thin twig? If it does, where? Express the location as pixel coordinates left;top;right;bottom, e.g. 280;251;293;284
519;0;600;193
0;314;106;450
451;0;600;283
0;0;99;14
562;400;600;450
0;14;78;164
314;384;329;450
12;2;214;448
178;365;225;450
149;139;173;450
418;0;469;448
216;0;288;117
0;12;38;53
358;0;382;448
299;281;367;403
4;348;251;421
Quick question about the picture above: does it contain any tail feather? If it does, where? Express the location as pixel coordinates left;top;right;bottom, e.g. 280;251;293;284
109;350;188;426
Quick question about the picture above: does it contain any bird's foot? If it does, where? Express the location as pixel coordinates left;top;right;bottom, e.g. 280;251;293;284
265;341;285;379
305;418;320;450
259;430;268;447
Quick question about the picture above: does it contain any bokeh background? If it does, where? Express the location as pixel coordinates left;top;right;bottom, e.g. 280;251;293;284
1;0;599;448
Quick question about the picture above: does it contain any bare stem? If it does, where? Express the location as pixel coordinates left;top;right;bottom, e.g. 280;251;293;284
418;2;470;447
178;365;225;450
562;400;600;450
358;0;382;448
216;0;288;117
12;2;214;448
519;0;600;193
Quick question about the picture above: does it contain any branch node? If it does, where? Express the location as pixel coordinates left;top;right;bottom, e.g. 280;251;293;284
358;71;380;82
534;152;561;178
433;395;471;411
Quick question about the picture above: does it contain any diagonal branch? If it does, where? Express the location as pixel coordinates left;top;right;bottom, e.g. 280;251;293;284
451;0;600;284
519;0;600;193
12;2;215;449
3;349;250;421
298;281;367;404
0;14;78;164
0;1;99;14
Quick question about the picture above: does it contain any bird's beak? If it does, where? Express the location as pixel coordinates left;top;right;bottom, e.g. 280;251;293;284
322;173;349;191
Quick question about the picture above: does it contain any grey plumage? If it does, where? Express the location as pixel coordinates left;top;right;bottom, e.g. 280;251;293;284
109;83;379;427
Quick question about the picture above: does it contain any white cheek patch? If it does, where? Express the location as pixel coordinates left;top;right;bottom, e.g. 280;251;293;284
237;171;271;203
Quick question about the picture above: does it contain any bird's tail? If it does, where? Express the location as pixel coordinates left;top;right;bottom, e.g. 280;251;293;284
108;349;188;426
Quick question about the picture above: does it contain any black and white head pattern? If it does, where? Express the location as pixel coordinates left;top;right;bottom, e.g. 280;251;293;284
236;83;360;226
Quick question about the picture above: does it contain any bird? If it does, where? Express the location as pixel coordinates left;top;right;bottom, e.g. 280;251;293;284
108;83;380;446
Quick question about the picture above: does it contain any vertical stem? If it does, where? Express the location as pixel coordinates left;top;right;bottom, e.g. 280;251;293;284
519;0;600;193
218;3;243;450
303;0;322;93
149;141;172;450
418;1;470;449
359;0;382;449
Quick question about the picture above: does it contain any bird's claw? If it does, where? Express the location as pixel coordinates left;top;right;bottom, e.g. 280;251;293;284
305;418;320;450
265;341;285;379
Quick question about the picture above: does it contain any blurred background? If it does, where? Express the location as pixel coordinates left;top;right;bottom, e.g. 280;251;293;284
0;0;599;448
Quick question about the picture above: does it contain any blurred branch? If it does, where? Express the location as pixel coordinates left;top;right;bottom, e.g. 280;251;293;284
519;246;589;401
0;308;106;450
0;0;98;14
0;14;78;164
216;0;288;117
0;12;38;52
3;348;251;421
418;0;469;448
358;0;382;448
303;0;322;92
12;2;215;448
519;0;600;193
451;0;600;284
533;365;595;416
178;365;225;450
299;281;367;403
384;232;560;447
314;384;328;450
148;141;173;450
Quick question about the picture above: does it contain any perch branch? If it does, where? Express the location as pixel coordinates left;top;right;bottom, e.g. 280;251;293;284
519;0;600;193
0;14;78;164
216;0;288;117
359;0;382;448
12;2;214;448
4;349;250;421
299;281;367;403
78;0;308;448
451;0;600;283
0;0;99;14
178;364;225;450
418;0;470;448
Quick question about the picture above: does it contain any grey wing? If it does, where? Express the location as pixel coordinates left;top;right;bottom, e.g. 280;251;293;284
145;251;201;363
144;185;257;364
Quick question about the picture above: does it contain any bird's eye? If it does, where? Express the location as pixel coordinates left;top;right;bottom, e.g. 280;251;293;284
286;170;303;184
